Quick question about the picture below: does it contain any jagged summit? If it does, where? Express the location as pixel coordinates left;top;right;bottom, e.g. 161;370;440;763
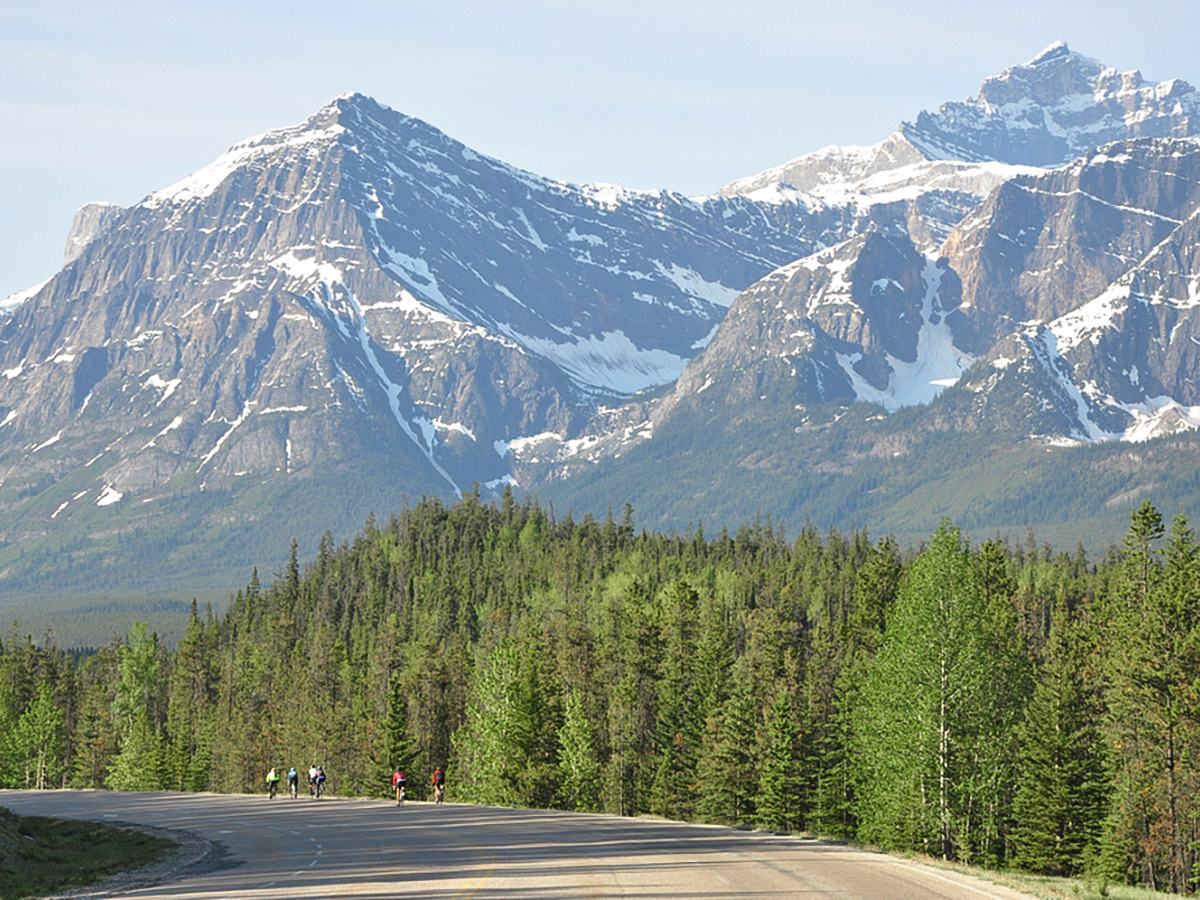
723;43;1200;207
903;42;1200;166
6;49;1200;600
1029;39;1071;63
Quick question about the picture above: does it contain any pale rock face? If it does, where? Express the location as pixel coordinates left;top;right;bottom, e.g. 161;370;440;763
64;202;123;264
6;46;1200;598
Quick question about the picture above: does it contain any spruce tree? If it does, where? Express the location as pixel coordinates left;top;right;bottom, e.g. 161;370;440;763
1098;506;1200;891
1012;595;1107;875
557;690;601;812
757;689;801;831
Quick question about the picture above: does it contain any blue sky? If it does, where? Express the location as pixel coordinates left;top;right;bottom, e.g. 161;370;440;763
3;0;1200;299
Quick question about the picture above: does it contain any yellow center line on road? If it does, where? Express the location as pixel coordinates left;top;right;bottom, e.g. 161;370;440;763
434;810;498;898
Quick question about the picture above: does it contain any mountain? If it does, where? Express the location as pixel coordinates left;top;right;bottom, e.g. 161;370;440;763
540;136;1200;544
4;43;1200;613
0;93;906;599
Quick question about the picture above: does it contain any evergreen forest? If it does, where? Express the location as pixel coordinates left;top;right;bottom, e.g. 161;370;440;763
2;489;1199;894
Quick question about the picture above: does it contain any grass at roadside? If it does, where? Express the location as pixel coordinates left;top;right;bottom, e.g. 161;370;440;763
893;851;1178;900
0;805;175;900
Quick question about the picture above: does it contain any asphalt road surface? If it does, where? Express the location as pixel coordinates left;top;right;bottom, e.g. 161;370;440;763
0;789;1037;899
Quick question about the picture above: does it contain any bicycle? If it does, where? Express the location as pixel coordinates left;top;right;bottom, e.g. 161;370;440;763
396;785;406;807
434;783;445;805
315;777;326;799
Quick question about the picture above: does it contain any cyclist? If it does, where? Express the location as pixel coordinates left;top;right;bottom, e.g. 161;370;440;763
288;766;299;799
266;766;281;800
315;765;327;798
392;767;408;806
431;766;445;804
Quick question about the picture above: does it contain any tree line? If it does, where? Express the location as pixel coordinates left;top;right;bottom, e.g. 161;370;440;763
2;489;1198;893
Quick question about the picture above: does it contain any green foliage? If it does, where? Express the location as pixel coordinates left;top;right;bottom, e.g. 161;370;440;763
557;691;601;812
7;684;66;790
2;495;1199;894
757;689;802;831
852;521;1028;862
1012;596;1107;876
1095;505;1200;893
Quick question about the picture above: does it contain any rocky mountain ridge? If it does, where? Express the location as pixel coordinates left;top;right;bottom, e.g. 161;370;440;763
3;43;1200;601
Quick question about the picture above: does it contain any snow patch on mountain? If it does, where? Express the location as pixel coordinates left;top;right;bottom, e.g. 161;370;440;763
96;485;124;507
653;261;741;308
510;328;689;394
146;119;347;209
1;278;51;316
270;251;347;287
342;287;460;492
836;257;974;411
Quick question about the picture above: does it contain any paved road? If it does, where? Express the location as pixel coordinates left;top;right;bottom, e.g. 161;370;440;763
1;790;1035;899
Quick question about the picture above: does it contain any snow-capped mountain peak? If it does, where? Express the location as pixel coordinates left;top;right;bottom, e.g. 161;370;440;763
903;41;1200;167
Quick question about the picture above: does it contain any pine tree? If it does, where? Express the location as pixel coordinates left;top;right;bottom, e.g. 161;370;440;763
9;683;66;789
757;689;801;831
1012;595;1107;875
557;690;601;812
695;659;758;825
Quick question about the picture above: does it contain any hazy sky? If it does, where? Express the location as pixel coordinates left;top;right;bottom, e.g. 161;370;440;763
3;0;1200;299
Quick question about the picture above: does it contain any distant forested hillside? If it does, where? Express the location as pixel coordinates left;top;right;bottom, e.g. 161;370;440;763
2;489;1198;893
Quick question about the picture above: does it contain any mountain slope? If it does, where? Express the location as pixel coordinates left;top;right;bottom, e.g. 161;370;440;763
0;94;889;596
5;45;1200;608
542;136;1200;544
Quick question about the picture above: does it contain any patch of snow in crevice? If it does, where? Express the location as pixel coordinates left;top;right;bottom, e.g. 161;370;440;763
567;227;605;246
270;251;345;287
142;415;184;450
96;485;124;507
126;330;163;349
145;374;182;406
342;287;460;492
653;260;741;308
835;257;973;411
1;410;16;427
33;431;63;451
197;402;255;472
508;327;689;394
434;419;477;441
513;208;548;250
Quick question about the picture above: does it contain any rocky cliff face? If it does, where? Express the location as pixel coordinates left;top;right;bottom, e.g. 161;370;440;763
4;47;1200;599
903;41;1200;166
63;202;123;265
572;137;1200;482
0;92;905;582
